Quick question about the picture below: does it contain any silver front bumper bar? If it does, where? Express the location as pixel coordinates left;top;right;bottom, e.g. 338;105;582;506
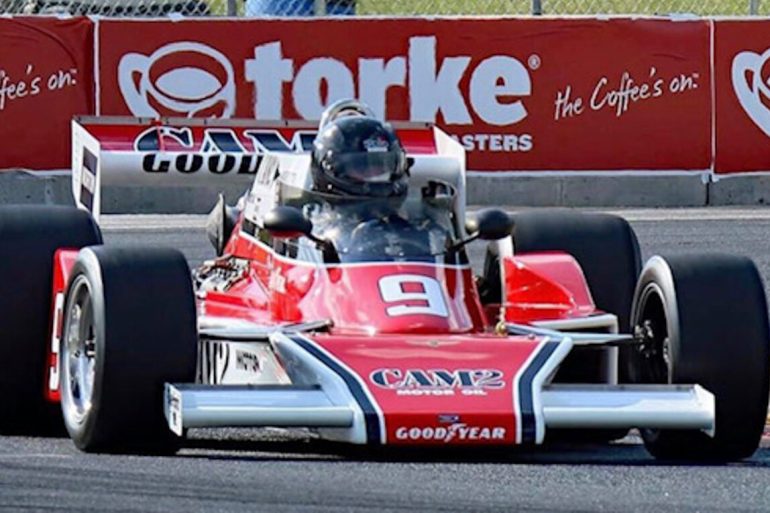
165;382;715;441
165;384;354;436
541;384;715;435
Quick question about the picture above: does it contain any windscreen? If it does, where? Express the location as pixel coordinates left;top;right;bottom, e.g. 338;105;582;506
280;184;462;265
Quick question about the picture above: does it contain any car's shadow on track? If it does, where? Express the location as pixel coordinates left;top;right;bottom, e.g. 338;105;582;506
180;431;770;467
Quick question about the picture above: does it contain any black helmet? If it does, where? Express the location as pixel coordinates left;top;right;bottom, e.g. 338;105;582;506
311;115;408;198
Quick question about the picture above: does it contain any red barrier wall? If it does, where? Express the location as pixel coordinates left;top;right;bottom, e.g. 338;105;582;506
97;18;711;172
714;20;770;174
4;16;769;175
0;17;94;170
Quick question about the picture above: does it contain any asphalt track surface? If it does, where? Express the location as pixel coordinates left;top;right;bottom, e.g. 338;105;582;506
4;208;770;512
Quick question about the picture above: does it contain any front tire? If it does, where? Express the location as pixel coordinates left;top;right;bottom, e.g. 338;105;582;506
629;254;770;461
60;247;198;453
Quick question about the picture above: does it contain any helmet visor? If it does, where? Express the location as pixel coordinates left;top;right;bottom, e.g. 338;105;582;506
329;151;402;184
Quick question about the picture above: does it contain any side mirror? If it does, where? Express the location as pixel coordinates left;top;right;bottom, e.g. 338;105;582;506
263;206;313;239
466;208;514;241
263;206;341;264
205;193;239;256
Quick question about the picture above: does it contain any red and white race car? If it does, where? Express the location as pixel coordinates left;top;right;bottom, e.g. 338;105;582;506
0;100;767;461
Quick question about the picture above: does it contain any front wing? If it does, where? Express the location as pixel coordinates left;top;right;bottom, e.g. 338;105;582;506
164;328;714;446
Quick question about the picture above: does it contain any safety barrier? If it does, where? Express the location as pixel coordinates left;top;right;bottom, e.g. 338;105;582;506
1;16;769;176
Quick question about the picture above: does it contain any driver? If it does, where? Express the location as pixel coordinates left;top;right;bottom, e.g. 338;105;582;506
311;107;409;200
307;104;440;261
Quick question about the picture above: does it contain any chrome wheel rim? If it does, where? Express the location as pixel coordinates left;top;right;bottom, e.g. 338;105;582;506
61;275;97;426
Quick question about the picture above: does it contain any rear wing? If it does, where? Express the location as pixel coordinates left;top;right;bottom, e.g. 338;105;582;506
71;116;466;221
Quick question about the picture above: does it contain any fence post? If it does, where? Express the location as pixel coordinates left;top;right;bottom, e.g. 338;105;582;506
227;0;236;15
750;0;759;14
532;0;542;15
315;0;326;15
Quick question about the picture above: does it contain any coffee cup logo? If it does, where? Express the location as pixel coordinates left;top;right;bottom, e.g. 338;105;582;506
733;48;770;137
118;42;235;118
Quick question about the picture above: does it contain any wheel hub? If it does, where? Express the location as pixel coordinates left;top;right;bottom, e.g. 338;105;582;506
61;277;97;425
633;302;670;383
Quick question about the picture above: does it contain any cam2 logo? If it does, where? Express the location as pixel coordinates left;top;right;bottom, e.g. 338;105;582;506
370;368;505;396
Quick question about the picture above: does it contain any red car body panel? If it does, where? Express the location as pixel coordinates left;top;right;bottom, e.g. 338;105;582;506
46;249;79;403
503;252;598;324
305;333;548;445
192;231;599;445
44;220;602;432
207;227;490;334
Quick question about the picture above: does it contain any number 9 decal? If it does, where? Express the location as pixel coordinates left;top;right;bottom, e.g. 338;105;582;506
378;274;449;317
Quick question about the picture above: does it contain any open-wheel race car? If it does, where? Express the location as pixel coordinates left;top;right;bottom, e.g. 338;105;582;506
1;100;768;461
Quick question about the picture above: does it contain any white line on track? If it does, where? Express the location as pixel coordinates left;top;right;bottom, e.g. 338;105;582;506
0;454;72;459
592;208;770;222
101;208;770;231
101;215;207;231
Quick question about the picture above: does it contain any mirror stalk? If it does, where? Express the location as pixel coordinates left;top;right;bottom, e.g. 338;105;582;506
446;233;480;253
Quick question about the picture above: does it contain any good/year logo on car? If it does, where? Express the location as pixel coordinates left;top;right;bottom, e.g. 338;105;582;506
370;368;505;396
395;424;507;442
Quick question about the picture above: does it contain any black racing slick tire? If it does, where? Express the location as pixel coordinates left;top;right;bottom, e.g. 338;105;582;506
59;247;197;453
0;206;102;434
629;254;770;461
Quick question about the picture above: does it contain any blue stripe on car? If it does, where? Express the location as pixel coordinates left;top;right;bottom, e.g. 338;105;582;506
518;341;559;444
290;335;381;445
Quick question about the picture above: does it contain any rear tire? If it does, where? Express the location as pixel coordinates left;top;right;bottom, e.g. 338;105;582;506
629;254;770;461
60;247;198;453
0;206;101;434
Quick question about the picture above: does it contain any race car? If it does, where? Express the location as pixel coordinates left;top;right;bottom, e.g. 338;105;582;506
0;100;767;461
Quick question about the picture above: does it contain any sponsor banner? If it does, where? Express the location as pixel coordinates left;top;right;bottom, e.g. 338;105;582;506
98;18;711;172
714;21;770;174
74;118;437;187
80;120;435;153
0;17;94;170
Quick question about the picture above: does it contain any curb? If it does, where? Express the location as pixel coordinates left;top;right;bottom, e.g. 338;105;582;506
2;169;766;212
0;170;73;206
709;175;770;205
466;173;708;207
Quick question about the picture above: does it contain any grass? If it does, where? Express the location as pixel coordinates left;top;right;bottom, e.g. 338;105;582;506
212;0;759;18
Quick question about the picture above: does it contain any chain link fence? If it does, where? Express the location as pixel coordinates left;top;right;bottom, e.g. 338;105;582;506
1;0;767;19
